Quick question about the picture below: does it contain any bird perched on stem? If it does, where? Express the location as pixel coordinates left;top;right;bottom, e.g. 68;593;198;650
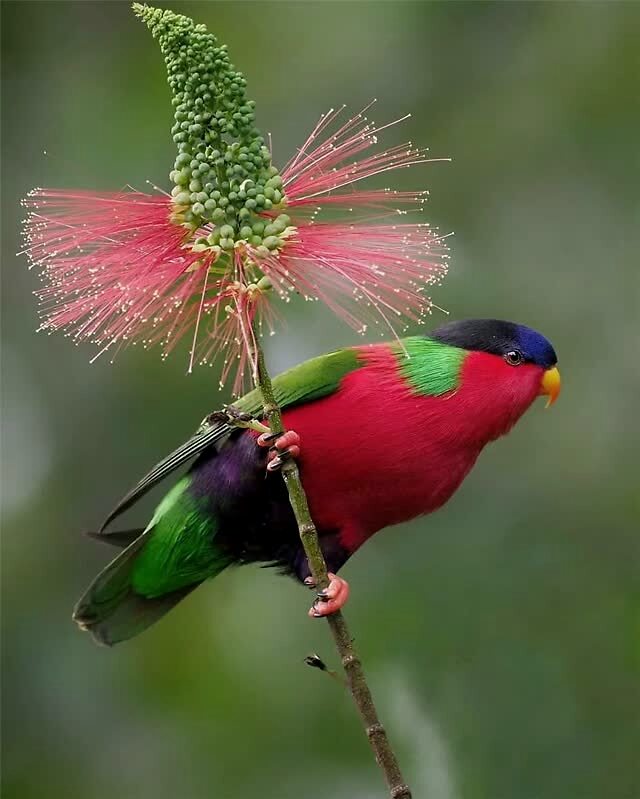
74;318;560;646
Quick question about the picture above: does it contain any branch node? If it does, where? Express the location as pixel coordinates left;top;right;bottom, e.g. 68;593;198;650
391;785;412;799
366;722;387;740
299;522;317;536
342;653;361;670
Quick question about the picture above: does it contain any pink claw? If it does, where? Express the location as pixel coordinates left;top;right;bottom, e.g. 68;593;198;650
309;573;350;618
257;429;301;471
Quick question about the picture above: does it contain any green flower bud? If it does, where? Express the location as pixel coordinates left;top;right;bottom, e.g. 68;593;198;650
134;4;287;239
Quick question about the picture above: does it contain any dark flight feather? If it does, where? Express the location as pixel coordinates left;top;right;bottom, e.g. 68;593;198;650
73;527;202;645
98;420;232;532
85;528;145;548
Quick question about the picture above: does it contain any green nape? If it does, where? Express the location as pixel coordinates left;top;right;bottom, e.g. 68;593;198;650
236;346;361;415
131;477;230;598
392;336;466;396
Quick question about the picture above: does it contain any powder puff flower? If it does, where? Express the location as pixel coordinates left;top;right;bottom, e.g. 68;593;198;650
22;4;450;395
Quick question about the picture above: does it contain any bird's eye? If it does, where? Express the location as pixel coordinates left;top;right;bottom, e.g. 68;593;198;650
504;350;524;366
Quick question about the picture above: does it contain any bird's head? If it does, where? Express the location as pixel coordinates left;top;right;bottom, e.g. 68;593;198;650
430;318;561;440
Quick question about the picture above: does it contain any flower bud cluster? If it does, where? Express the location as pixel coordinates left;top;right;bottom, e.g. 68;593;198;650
192;212;293;256
134;4;291;254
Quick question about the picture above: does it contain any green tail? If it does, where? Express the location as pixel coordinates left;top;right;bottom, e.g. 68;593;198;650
74;477;231;646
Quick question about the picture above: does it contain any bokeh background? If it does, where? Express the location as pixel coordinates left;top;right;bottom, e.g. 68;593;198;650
2;2;638;798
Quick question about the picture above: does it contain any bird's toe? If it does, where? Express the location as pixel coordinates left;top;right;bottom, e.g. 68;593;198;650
309;573;350;618
258;429;302;471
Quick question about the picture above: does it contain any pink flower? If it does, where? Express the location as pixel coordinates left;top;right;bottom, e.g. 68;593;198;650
23;7;451;394
271;105;450;337
23;106;449;394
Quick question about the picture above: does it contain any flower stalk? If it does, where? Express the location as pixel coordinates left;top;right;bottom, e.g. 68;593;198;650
21;7;452;791
249;323;412;799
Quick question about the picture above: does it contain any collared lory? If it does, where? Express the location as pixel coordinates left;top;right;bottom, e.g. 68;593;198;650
74;318;561;645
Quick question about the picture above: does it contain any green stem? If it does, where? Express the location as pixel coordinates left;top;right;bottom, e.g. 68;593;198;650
253;337;412;799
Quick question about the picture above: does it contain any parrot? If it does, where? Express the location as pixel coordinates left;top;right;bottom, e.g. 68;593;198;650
73;318;561;645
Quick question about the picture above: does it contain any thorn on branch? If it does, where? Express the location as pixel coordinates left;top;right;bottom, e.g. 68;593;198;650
304;653;347;687
304;652;328;671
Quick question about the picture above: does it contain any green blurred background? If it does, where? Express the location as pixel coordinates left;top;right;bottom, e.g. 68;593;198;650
2;2;638;797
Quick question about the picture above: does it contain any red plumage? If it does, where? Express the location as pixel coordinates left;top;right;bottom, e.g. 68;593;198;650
283;346;543;554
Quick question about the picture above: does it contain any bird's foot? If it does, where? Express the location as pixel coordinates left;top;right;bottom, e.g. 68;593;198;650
307;573;350;618
208;406;270;435
257;429;301;472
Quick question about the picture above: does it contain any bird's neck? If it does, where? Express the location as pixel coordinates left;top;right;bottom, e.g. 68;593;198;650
450;351;542;447
355;341;538;450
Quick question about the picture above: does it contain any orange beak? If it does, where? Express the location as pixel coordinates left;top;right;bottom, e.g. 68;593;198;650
540;366;561;408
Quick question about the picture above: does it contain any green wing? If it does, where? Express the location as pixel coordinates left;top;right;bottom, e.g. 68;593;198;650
130;476;230;597
234;346;361;416
74;476;231;645
99;346;361;532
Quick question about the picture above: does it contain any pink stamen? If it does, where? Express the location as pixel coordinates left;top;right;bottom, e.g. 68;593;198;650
22;105;450;392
